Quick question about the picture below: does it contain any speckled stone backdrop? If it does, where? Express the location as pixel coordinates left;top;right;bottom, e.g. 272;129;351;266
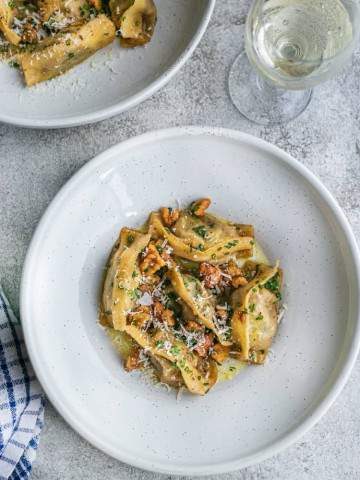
0;1;359;479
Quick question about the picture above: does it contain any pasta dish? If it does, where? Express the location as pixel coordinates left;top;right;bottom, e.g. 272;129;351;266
100;198;284;395
0;0;157;86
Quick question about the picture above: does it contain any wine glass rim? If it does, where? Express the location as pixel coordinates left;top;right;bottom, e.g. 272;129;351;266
245;0;359;67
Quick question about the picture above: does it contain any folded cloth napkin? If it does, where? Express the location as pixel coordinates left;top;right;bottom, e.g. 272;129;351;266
0;288;44;480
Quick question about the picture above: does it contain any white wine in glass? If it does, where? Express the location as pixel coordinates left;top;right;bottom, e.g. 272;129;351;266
228;0;360;125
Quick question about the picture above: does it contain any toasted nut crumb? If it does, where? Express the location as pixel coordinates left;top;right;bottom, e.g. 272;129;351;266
226;260;248;288
195;333;214;357
211;344;231;364
185;320;204;332
128;306;151;329
124;349;141;371
189;198;211;217
160;207;180;226
140;243;165;276
21;23;38;43
199;262;222;289
153;300;176;327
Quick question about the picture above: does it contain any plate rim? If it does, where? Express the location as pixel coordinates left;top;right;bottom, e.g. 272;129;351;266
0;1;215;129
20;126;360;475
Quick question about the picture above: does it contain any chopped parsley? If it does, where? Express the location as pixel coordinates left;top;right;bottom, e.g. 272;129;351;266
128;288;141;301
169;345;180;356
8;0;15;8
8;60;19;69
188;202;198;215
264;273;282;300
178;359;186;369
255;313;264;321
155;244;163;254
127;234;135;246
224;240;239;249
80;2;97;17
164;291;182;318
196;244;205;251
155;340;164;349
131;271;138;278
249;303;256;313
67;52;75;59
192;225;208;238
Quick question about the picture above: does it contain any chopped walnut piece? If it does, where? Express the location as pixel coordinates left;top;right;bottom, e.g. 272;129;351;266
21;23;38;44
139;243;165;276
211;344;231;364
160;207;180;226
226;260;248;288
195;333;214;357
128;306;151;329
124;349;141;371
154;240;173;266
153;300;176;327
199;262;222;289
189;198;211;217
185;320;204;332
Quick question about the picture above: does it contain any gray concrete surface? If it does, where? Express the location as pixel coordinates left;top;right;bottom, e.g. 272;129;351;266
1;1;360;479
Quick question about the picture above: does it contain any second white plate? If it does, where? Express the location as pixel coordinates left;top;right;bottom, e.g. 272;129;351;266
0;1;214;128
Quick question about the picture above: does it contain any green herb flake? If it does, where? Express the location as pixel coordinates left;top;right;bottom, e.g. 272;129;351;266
255;313;264;321
249;303;256;313
128;288;141;301
8;60;19;69
192;225;207;239
155;340;164;349
127;234;135;246
8;0;15;8
264;273;282;300
224;240;239;249
196;244;205;252
169;345;180;356
67;52;75;59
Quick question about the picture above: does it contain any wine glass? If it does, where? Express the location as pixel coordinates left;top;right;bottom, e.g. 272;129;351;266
228;0;360;126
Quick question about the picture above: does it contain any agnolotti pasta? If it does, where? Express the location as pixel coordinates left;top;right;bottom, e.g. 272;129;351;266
0;0;157;86
100;198;284;395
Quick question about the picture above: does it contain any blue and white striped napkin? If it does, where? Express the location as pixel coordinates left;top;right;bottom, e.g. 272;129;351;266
0;288;44;480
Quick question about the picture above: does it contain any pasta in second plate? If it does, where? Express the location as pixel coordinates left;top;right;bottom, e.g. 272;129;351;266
0;0;157;86
99;198;284;395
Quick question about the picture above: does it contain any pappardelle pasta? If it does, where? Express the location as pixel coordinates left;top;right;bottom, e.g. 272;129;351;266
100;198;284;396
0;0;156;86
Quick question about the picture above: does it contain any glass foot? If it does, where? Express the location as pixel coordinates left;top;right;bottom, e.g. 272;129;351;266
228;51;313;126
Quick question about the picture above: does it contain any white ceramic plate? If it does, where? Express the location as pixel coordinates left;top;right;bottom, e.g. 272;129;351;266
21;127;360;475
0;1;214;129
